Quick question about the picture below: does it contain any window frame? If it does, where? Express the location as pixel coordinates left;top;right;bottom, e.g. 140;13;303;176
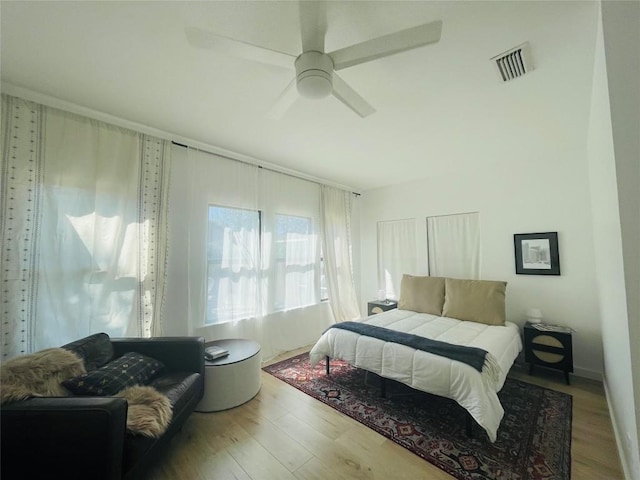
205;204;323;326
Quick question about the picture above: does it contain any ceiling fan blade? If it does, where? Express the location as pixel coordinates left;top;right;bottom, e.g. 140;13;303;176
185;26;295;69
332;73;375;118
329;20;442;71
266;79;299;119
299;1;327;53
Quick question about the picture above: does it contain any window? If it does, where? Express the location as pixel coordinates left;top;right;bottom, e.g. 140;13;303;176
206;206;260;325
206;206;321;325
273;214;318;311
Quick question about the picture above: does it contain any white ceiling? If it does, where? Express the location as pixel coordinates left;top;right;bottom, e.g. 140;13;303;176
1;1;598;192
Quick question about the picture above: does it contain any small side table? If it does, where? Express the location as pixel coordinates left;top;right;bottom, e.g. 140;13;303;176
524;322;573;385
368;300;398;316
196;338;261;412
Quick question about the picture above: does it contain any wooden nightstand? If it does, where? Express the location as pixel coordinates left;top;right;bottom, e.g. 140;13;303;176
367;300;398;316
524;322;573;385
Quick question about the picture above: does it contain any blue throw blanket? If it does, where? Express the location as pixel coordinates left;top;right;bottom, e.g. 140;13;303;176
327;321;495;375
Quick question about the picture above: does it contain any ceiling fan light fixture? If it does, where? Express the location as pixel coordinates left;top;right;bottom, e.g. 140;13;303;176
295;51;334;99
297;70;332;99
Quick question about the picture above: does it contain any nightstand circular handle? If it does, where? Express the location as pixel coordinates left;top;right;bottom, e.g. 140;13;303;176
532;335;564;363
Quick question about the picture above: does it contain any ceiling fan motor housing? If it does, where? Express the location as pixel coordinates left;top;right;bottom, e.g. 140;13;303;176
295;51;334;99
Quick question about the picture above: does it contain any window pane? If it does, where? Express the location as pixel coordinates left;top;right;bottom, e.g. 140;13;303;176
206;205;260;325
273;214;318;311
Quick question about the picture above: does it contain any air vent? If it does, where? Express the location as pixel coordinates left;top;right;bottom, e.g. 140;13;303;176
491;42;533;82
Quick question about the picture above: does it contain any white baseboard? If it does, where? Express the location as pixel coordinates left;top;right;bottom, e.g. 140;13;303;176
513;349;603;382
573;366;602;381
603;379;633;480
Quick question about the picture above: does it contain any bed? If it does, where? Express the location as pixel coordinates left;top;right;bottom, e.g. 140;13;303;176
309;275;523;442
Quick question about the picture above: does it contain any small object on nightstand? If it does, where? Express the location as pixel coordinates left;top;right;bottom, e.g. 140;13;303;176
526;308;543;324
524;321;573;385
368;299;398;316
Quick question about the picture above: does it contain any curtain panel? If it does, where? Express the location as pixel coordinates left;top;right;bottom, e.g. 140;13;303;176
0;95;45;358
377;219;417;300
320;186;360;322
426;212;480;279
0;95;171;358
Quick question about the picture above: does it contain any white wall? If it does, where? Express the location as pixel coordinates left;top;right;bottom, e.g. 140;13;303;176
587;9;639;476
597;1;640;477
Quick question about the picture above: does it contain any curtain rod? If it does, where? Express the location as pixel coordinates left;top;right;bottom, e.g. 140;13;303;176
171;141;360;197
426;211;479;219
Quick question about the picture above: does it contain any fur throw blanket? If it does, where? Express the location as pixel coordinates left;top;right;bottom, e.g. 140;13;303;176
117;385;173;438
0;348;85;404
1;349;172;438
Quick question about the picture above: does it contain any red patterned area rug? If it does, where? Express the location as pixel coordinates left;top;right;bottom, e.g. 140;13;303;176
264;353;571;480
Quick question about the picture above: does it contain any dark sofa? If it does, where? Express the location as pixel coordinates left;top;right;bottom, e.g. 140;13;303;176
1;336;205;480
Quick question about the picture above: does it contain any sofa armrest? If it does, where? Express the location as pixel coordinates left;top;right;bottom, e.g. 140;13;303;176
1;396;128;480
111;336;205;377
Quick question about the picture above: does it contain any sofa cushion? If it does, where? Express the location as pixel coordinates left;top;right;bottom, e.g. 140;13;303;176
0;348;85;404
62;333;113;371
442;278;507;326
398;274;446;315
62;352;164;396
150;372;202;415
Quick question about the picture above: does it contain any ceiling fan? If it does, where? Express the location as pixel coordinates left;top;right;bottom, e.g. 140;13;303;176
185;2;442;118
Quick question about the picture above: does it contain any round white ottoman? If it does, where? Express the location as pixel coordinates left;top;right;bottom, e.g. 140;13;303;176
196;338;262;412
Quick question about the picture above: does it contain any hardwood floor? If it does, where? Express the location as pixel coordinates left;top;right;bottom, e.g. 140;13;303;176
146;347;624;479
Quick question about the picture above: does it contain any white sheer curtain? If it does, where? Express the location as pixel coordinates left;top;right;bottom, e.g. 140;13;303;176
427;212;480;279
377;219;417;300
177;148;323;358
206;205;261;324
259;169;320;314
320;186;360;322
184;149;260;331
1;94;171;358
272;213;318;310
1;96;45;358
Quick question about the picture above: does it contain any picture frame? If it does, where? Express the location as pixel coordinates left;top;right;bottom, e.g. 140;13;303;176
514;232;560;275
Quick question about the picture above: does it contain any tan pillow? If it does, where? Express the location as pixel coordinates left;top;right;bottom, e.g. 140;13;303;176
398;274;446;315
443;278;507;326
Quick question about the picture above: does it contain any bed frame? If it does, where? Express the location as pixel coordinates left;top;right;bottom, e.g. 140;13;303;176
324;354;476;437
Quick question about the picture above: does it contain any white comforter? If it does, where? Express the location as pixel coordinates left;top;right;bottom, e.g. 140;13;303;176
309;309;522;442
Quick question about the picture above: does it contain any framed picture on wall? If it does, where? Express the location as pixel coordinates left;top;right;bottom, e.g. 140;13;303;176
514;232;560;275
